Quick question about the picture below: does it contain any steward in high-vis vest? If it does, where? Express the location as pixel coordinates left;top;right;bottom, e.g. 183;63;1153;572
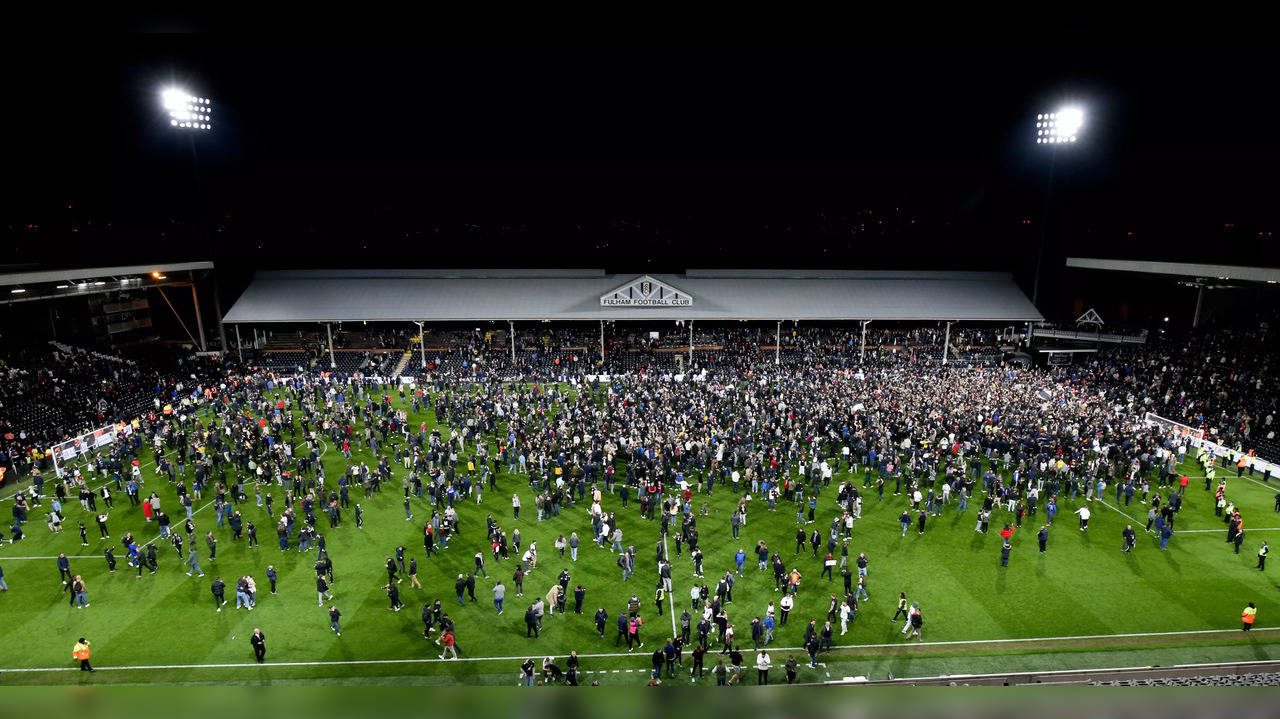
73;638;93;672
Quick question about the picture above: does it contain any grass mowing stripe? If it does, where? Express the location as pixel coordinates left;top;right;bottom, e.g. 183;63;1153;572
664;531;677;639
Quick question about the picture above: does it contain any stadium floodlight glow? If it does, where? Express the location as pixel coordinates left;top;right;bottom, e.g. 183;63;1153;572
1035;106;1083;145
163;87;213;131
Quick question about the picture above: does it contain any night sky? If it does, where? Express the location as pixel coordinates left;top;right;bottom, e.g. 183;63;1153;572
6;39;1278;323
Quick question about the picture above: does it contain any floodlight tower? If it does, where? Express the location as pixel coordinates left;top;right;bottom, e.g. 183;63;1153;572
1030;106;1084;311
160;86;227;354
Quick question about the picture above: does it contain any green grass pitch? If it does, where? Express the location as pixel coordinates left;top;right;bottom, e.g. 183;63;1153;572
1;383;1277;686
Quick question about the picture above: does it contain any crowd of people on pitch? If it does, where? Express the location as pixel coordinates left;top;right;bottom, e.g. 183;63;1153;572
3;329;1275;683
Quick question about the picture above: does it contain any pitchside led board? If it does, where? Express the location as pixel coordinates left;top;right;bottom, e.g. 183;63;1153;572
600;275;693;307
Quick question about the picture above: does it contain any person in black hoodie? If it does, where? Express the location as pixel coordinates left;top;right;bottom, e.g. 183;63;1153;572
211;576;226;611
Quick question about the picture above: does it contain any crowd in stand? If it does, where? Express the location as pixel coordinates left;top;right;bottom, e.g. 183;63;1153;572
0;344;224;480
1091;331;1279;462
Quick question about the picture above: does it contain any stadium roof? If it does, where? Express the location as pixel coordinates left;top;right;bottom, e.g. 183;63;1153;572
222;269;1043;323
1066;258;1280;285
0;261;214;288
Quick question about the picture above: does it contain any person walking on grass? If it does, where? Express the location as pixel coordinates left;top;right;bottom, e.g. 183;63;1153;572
1243;602;1257;631
756;650;771;685
186;546;204;577
906;604;923;640
629;614;644;651
212;576;227;611
73;637;93;672
329;605;342;636
892;592;909;624
526;604;540;638
250;628;266;663
409;557;423;589
70;575;89;608
493;580;506;614
317;575;333;606
58;553;72;587
901;601;919;635
1075;505;1090;531
439;628;458;659
386;582;403;611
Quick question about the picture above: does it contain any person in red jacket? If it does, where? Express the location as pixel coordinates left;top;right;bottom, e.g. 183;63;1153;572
439;629;458;659
999;524;1015;542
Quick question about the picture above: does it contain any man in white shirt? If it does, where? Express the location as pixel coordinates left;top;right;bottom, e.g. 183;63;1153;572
1075;505;1091;531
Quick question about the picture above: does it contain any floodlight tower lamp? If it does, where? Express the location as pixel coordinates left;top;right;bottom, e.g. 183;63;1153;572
1034;107;1083;145
163;87;213;131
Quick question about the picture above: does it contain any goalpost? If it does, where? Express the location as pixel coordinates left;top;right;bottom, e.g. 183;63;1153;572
1143;413;1204;444
50;422;135;479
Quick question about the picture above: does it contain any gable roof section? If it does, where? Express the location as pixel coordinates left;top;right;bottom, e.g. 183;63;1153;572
600;275;693;306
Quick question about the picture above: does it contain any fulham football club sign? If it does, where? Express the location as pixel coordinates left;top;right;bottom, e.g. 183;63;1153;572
600;275;693;307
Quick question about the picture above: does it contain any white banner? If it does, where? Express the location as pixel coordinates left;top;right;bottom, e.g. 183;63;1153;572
1144;413;1278;478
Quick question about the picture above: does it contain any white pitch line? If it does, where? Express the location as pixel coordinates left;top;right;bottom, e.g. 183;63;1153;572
663;531;677;639
1096;498;1140;523
0;554;103;560
0;626;1274;674
1184;475;1277;492
1095;497;1280;534
1175;527;1280;533
0;496;218;562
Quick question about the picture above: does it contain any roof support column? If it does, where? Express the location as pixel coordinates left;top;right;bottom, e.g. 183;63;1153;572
860;320;870;363
191;284;207;353
212;278;228;354
235;324;242;354
415;321;425;368
600;320;605;364
775;321;781;366
1192;285;1205;328
689;320;694;366
326;322;336;369
509;321;516;363
943;321;954;365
